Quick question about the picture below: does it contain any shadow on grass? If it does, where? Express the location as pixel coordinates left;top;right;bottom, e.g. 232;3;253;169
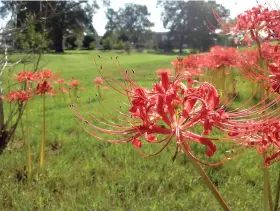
146;50;193;57
46;50;91;55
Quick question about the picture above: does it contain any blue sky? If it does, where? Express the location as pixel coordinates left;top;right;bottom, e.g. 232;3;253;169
92;0;279;35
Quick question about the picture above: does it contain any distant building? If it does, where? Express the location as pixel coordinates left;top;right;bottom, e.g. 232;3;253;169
155;32;188;50
95;36;103;50
156;32;168;42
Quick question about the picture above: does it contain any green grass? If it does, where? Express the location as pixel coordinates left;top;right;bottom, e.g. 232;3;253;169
0;50;279;211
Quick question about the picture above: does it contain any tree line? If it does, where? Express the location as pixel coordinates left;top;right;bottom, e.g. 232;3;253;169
0;0;233;53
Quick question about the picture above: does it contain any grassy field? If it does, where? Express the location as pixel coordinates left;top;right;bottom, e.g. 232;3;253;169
0;50;279;211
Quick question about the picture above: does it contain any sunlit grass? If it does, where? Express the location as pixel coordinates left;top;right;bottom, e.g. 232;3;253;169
0;50;279;210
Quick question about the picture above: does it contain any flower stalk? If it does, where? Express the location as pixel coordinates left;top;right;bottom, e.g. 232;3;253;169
23;103;32;180
184;145;230;211
274;170;280;211
40;95;46;168
97;86;102;99
263;155;273;211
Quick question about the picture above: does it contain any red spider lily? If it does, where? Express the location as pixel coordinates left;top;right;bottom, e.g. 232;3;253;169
222;6;280;45
172;46;238;73
229;53;271;95
234;47;280;94
215;82;280;166
156;69;171;77
16;71;37;82
93;77;103;85
36;80;55;96
132;138;142;148
172;55;204;75
268;62;280;94
56;78;65;83
59;86;70;93
36;69;56;80
227;120;280;166
269;61;280;75
236;49;260;71
261;42;280;62
207;46;238;69
72;63;233;166
69;79;80;87
174;54;208;69
172;57;184;73
269;76;280;94
7;90;32;103
260;121;280;165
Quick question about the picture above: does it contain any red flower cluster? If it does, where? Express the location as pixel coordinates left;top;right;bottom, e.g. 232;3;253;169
207;46;238;68
36;69;56;80
8;90;32;103
72;4;280;166
36;80;55;95
16;71;37;82
56;79;65;83
172;46;238;72
261;42;280;62
8;70;81;103
227;119;280;166
73;47;280;166
16;70;56;82
93;77;103;85
93;77;103;88
224;6;280;45
260;121;280;165
69;79;80;87
73;69;232;165
238;42;280;93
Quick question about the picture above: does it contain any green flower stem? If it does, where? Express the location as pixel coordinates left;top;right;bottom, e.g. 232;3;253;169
185;153;230;211
274;170;280;211
23;103;32;180
263;156;273;211
40;95;46;168
97;86;102;99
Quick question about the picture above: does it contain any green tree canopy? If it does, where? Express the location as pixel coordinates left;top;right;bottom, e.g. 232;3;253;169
157;0;229;52
0;1;108;52
104;4;154;48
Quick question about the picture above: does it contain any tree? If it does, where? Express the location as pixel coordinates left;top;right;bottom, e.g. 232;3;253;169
102;36;113;50
65;34;78;49
157;0;229;52
48;2;97;52
82;34;96;49
0;1;108;52
105;8;119;33
0;12;48;151
104;4;154;48
15;14;49;52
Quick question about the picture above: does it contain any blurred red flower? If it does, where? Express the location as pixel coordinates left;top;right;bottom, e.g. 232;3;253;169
69;79;80;87
36;80;55;95
8;90;32;103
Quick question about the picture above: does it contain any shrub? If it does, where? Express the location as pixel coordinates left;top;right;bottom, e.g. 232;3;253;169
82;35;96;50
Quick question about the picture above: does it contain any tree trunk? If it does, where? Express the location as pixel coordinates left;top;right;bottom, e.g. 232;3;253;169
54;36;64;53
179;32;184;54
52;13;64;53
0;90;4;134
53;26;64;53
179;42;183;54
179;23;186;54
0;89;7;151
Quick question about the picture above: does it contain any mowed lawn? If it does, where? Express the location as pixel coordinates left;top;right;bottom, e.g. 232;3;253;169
0;50;279;211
